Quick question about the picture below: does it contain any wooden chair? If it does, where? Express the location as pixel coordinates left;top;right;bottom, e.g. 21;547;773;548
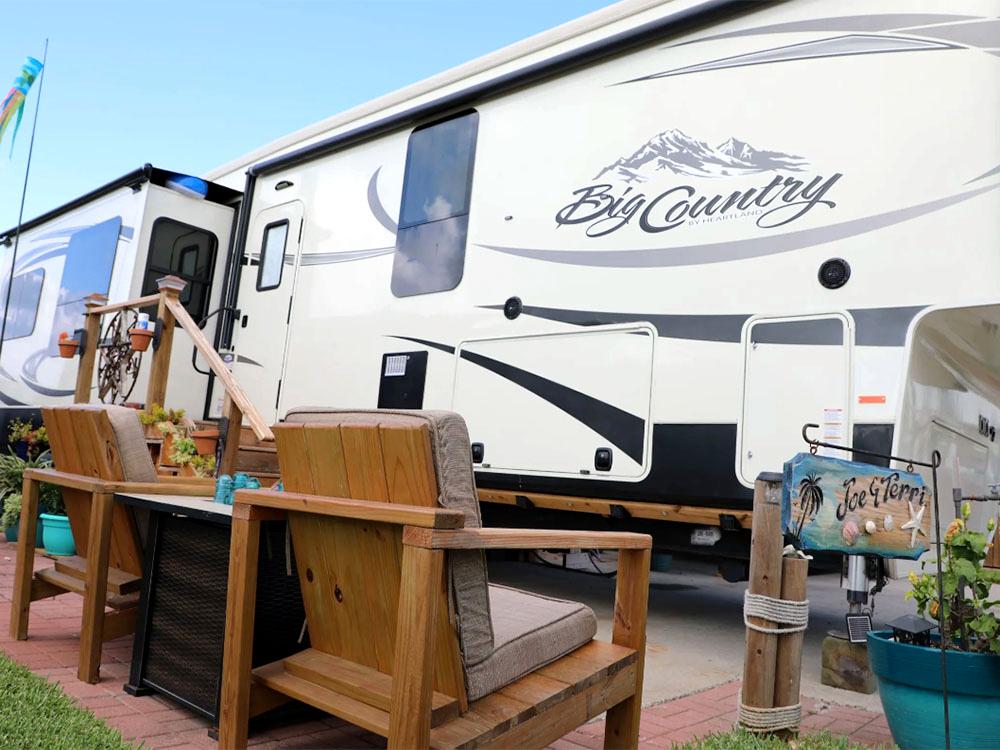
219;409;651;749
8;405;215;683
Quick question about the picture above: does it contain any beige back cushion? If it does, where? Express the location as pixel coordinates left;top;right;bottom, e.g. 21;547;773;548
284;407;494;666
77;404;158;483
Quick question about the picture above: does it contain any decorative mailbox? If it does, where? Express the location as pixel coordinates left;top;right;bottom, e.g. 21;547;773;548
782;452;932;559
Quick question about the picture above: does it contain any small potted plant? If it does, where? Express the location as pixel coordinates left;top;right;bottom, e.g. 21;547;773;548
139;404;190;465
57;331;79;358
170;436;216;478
868;503;1000;749
128;324;154;352
38;484;73;556
191;427;220;456
7;418;49;460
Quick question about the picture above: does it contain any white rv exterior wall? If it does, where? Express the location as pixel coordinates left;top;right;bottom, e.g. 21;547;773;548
222;0;1000;509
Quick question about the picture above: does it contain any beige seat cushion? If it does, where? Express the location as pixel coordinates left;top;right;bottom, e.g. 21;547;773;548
283;407;494;665
465;584;598;701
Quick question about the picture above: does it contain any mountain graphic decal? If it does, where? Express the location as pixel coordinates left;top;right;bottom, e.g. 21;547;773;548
594;128;809;181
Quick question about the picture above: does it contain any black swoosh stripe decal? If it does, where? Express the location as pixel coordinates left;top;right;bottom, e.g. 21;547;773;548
478;304;926;347
388;335;644;464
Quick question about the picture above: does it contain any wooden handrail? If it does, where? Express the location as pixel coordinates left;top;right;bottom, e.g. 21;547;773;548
88;294;160;316
164;295;273;443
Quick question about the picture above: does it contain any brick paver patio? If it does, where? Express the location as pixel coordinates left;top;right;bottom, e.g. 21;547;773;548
0;541;894;748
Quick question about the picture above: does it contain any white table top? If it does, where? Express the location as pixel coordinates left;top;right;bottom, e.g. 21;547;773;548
114;493;233;520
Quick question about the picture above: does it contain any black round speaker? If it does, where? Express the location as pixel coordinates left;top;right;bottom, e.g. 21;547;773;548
818;258;851;289
503;296;522;320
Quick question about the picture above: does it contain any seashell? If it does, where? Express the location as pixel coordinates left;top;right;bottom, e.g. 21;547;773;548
842;520;860;545
865;520;877;535
884;515;894;532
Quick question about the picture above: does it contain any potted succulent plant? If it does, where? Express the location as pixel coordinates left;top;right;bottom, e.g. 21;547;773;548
57;331;78;358
868;503;1000;750
170;436;216;478
139;404;192;466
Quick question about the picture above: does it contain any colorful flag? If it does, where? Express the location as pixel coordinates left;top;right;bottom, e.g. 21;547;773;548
0;56;43;156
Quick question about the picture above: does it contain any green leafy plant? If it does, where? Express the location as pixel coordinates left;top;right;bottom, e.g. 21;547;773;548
0;451;63;521
1;492;21;532
169;436;215;478
138;403;186;428
906;502;1000;653
7;418;49;459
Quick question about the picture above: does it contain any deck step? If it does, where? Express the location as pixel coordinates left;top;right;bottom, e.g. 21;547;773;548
35;567;139;610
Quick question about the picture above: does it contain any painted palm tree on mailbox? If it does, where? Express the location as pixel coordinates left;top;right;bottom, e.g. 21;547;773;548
796;473;824;537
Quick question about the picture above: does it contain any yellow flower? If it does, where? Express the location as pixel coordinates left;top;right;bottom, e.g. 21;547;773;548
908;571;919;585
929;600;940;619
945;519;964;542
962;502;972;519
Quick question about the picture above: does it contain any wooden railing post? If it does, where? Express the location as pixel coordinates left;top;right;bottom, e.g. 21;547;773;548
145;275;185;409
73;294;107;403
219;394;243;476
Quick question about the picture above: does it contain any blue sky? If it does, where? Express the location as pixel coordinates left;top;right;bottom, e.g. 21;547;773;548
0;0;611;230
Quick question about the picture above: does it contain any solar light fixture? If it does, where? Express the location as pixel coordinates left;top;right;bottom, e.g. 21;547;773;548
845;612;873;644
887;614;936;647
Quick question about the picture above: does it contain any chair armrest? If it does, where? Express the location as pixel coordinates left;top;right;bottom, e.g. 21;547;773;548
24;468;111;493
233;488;465;529
402;527;652;550
158;475;216;486
22;469;215;497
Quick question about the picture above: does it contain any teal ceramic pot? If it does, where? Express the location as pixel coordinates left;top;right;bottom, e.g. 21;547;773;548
5;520;45;546
39;513;75;556
868;630;1000;749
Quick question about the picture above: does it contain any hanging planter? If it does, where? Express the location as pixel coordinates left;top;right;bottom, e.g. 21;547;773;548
57;332;78;359
128;326;154;352
191;428;220;456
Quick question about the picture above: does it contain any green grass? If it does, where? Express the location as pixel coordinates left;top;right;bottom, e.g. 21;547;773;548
675;729;894;749
0;651;136;750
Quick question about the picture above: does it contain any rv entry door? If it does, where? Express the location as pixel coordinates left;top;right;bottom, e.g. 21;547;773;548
231;200;304;423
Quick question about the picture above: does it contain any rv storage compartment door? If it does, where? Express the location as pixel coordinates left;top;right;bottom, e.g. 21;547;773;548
739;314;852;485
452;325;654;479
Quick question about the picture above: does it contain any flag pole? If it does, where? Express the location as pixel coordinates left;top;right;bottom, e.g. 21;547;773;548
0;38;49;361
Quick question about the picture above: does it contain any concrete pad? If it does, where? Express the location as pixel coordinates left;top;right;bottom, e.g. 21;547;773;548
490;555;914;712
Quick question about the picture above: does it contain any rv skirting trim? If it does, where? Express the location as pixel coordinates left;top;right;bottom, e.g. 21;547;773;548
742;590;809;634
737;691;802;733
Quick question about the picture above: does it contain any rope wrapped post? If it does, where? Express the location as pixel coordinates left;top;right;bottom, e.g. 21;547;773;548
738;473;810;736
740;472;785;723
773;556;809;739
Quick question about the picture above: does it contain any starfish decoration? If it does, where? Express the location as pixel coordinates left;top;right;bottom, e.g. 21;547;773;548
900;501;927;547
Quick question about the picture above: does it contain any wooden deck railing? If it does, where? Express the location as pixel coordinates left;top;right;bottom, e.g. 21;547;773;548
72;275;273;474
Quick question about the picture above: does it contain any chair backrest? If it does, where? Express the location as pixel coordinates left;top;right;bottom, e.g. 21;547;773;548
41;405;156;576
277;408;493;706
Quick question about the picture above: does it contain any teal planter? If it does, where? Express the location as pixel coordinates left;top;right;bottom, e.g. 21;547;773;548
3;520;44;546
869;630;1000;750
40;513;75;556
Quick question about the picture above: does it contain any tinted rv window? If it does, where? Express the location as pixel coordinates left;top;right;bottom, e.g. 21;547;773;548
3;269;44;340
141;218;218;321
392;111;478;297
257;220;289;291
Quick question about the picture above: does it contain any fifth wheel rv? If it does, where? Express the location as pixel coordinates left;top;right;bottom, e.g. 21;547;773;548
5;0;1000;557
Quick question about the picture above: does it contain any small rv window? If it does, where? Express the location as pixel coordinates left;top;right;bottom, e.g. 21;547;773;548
3;269;44;340
392;110;478;297
257;220;289;291
141;218;218;321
